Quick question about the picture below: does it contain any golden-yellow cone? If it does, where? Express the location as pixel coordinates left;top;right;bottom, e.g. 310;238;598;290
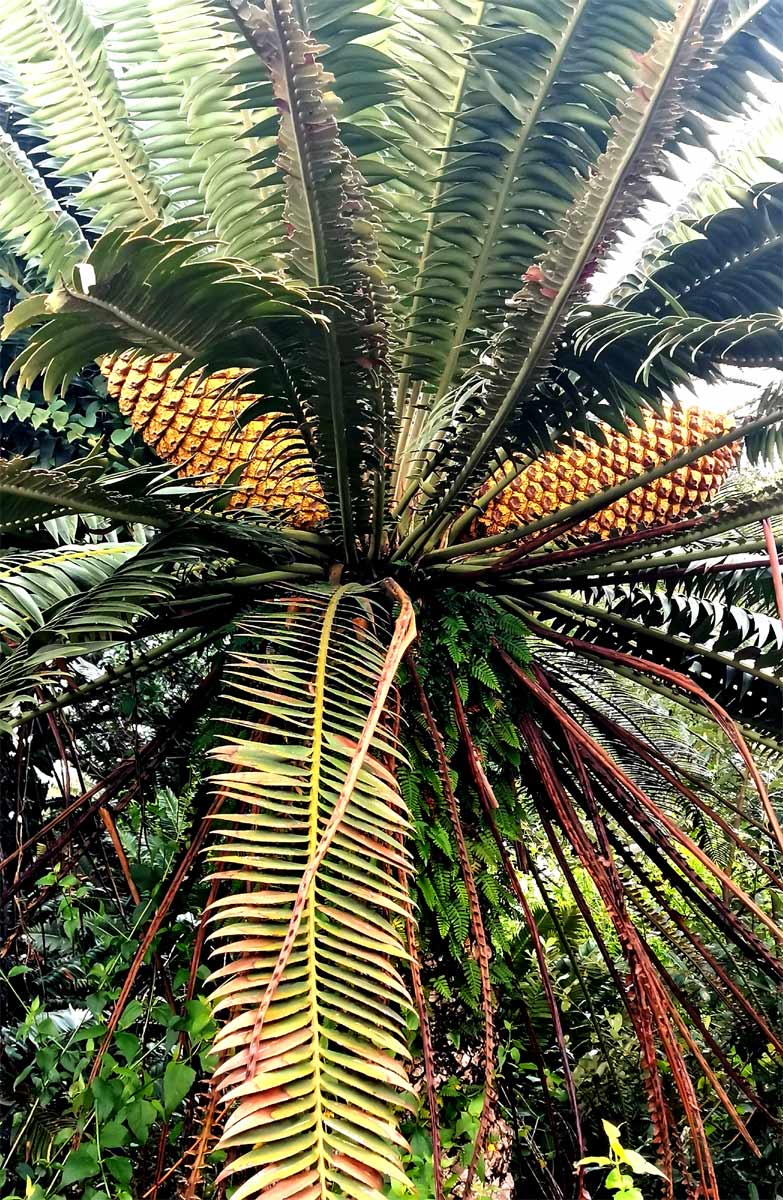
472;403;738;542
102;351;327;528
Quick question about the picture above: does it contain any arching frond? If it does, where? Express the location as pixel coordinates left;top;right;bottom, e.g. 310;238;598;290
534;588;783;740
0;127;88;281
147;0;285;266
0;540;140;641
614;105;783;299
207;584;416;1200
675;0;783;145
396;0;708;554
4;225;325;405
0;540;205;719
1;2;783;1193
89;0;207;222
625;179;783;325
0;0;165;229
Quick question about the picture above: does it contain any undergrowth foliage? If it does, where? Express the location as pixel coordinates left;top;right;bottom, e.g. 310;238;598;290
401;594;531;1007
1;1;783;1198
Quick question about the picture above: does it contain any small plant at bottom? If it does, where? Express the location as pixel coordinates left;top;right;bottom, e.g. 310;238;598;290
576;1119;667;1199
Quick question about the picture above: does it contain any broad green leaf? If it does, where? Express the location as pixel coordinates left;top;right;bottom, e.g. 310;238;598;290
163;1060;197;1115
61;1143;99;1186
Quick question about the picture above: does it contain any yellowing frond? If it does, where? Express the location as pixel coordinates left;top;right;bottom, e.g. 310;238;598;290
206;586;416;1200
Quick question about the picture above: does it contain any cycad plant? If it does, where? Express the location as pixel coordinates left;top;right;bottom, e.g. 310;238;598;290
2;0;783;1196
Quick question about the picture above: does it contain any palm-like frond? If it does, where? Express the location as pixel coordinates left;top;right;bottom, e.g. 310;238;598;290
227;0;394;552
535;587;783;739
207;584;415;1200
389;0;672;392
3;225;323;404
144;0;284;264
0;540;140;640
0;539;209;719
0;0;164;228
675;0;783;143
626;179;783;330
395;0;710;550
89;0;208;223
0;126;88;281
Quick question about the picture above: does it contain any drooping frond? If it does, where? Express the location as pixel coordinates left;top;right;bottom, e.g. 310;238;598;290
3;225;325;406
206;583;416;1200
554;304;783;425
537;587;783;741
0;541;140;641
0;540;208;720
0;456;325;570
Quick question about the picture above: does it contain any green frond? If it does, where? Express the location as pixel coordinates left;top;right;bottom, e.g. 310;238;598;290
563;305;783;396
675;0;783;145
0;455;113;532
3;225;325;406
0;457;322;570
624;179;783;326
0;127;88;282
0;540;140;641
207;585;414;1200
228;0;394;548
89;0;207;223
744;381;783;465
536;588;783;740
393;0;675;397
0;540;201;720
394;0;726;551
614;104;783;298
147;0;285;266
255;0;397;152
0;0;165;229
